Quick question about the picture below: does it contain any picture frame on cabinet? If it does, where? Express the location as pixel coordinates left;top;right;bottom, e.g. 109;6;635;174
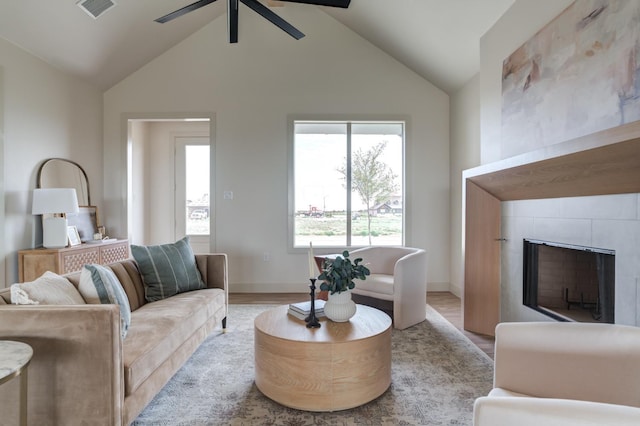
66;206;99;243
67;226;81;246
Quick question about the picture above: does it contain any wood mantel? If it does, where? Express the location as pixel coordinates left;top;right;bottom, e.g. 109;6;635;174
465;121;640;201
462;121;640;336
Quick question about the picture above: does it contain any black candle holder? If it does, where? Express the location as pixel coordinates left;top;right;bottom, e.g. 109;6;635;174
305;278;321;328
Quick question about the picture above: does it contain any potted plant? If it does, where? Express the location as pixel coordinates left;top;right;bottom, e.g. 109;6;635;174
318;250;370;322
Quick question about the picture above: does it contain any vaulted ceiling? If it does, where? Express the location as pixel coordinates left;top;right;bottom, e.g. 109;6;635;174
0;0;514;93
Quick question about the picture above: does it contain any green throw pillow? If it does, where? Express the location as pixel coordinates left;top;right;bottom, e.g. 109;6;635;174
130;236;205;302
79;264;131;339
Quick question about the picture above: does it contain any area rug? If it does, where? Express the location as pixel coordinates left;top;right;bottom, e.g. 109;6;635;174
133;304;493;425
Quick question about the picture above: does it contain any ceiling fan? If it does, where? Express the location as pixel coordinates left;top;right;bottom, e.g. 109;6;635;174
155;0;351;43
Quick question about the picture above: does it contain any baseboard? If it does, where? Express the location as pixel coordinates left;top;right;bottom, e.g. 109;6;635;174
449;283;462;298
230;283;310;293
231;282;452;293
428;282;450;292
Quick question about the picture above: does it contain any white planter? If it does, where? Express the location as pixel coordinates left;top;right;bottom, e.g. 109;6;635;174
324;290;357;322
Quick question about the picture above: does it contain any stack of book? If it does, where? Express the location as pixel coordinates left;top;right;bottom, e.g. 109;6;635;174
287;299;326;320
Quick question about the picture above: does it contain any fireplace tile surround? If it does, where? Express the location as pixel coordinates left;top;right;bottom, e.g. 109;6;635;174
502;198;636;325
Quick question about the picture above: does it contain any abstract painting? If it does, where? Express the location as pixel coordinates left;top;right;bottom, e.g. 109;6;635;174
501;0;640;158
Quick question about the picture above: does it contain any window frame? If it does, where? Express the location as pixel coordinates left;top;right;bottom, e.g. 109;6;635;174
287;115;409;252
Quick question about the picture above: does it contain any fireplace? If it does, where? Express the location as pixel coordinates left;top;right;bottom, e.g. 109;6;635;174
463;122;640;335
523;239;615;323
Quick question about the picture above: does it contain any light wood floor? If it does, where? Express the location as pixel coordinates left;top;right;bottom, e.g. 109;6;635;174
229;291;495;359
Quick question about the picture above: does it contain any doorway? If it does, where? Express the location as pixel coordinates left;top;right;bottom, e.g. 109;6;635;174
127;117;214;252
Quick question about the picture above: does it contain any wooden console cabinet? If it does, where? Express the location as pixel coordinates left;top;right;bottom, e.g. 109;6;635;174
18;239;129;282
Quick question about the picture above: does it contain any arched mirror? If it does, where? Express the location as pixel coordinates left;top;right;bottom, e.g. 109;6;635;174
37;158;90;206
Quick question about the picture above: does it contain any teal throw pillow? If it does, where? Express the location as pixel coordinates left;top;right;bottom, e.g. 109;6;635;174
79;264;131;339
130;236;205;302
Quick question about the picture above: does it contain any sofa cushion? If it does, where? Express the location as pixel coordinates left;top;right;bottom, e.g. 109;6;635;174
11;271;86;305
122;288;225;395
130;237;205;302
79;264;132;339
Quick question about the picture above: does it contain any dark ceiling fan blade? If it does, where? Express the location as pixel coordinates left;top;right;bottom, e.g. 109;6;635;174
155;0;219;23
240;0;305;40
277;0;350;8
228;0;238;43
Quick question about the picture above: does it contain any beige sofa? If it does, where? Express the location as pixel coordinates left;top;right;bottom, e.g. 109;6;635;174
0;254;228;426
473;321;640;425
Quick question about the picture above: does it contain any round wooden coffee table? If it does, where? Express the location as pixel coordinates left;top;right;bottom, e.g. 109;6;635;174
254;304;392;412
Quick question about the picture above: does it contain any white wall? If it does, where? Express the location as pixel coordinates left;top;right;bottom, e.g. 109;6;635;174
449;74;481;297
0;66;5;288
104;7;450;292
479;0;640;325
129;121;149;244
0;37;103;286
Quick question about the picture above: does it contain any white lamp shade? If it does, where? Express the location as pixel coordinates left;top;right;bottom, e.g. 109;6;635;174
32;188;79;215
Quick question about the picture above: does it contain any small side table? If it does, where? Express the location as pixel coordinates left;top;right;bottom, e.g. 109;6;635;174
0;341;33;426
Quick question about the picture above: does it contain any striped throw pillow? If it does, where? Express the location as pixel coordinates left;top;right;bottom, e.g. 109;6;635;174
79;264;131;339
130;236;205;302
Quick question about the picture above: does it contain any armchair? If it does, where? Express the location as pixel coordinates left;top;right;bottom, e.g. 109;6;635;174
474;396;640;426
473;321;640;425
348;246;427;330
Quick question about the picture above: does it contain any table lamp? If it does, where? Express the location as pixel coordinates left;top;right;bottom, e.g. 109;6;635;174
32;188;80;248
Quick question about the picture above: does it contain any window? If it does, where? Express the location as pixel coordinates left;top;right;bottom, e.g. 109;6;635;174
291;120;404;248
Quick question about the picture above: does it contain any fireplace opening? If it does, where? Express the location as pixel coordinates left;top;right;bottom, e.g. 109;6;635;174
523;239;615;323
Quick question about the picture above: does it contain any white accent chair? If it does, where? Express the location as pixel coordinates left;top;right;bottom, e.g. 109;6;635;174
348;246;427;330
473;321;640;425
474;397;640;426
